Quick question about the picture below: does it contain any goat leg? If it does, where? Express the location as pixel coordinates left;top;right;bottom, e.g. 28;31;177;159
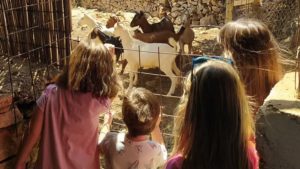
119;59;128;75
188;43;192;54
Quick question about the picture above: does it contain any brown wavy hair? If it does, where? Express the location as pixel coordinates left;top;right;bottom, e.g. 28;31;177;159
172;61;254;169
53;38;121;98
218;18;283;108
122;87;160;137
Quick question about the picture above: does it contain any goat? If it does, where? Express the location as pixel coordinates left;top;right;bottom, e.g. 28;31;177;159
118;27;185;75
178;16;195;54
133;26;185;45
106;15;120;28
78;14;115;37
90;27;124;62
130;11;175;33
113;23;180;95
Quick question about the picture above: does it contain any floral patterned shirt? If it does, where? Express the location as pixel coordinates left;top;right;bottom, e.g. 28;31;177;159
100;132;167;169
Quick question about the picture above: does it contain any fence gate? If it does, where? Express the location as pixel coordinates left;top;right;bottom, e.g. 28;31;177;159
0;0;71;168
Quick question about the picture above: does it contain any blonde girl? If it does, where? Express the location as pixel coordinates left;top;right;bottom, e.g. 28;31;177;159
218;18;283;109
166;60;259;169
15;37;121;169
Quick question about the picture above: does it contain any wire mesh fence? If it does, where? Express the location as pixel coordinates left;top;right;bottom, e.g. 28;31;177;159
232;0;300;97
234;0;300;45
0;0;71;167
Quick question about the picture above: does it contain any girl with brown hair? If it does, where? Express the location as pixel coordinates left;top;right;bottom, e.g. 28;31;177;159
218;18;283;109
166;60;259;169
15;37;121;169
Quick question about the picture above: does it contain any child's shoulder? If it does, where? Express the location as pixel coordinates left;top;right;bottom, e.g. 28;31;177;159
145;140;167;153
44;84;57;92
43;84;58;95
166;154;184;169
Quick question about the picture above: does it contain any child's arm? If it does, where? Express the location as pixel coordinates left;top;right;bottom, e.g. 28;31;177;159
151;113;164;146
98;112;113;145
151;113;168;167
15;106;44;169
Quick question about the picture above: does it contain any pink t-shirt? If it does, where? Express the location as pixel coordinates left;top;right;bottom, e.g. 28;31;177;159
166;142;259;169
34;84;110;169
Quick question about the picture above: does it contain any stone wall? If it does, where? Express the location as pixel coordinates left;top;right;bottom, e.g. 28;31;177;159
170;0;225;25
256;72;300;169
74;0;226;25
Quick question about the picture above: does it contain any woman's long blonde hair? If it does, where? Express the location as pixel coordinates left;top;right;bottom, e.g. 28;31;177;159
218;18;283;107
172;61;254;169
54;38;121;98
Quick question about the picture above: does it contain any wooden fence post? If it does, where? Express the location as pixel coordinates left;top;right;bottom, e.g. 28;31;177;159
295;46;300;99
225;0;234;23
253;0;261;5
298;0;300;99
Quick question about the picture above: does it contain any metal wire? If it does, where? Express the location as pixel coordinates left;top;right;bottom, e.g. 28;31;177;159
1;0;18;138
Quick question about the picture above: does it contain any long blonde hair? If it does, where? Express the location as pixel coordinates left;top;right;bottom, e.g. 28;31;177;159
218;18;283;108
54;38;121;98
172;61;254;169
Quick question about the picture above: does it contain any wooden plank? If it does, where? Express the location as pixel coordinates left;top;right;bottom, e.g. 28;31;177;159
0;158;16;169
0;108;22;128
234;0;261;6
0;123;23;162
56;0;65;67
0;95;12;114
225;0;234;23
50;0;58;65
41;0;52;64
234;0;255;6
64;0;72;64
0;95;23;128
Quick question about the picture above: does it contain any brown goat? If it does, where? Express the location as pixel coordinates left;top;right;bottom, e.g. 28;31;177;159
106;15;120;28
178;17;195;54
130;11;175;33
133;26;185;46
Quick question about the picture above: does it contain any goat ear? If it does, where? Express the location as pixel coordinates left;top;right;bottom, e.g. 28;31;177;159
115;22;121;29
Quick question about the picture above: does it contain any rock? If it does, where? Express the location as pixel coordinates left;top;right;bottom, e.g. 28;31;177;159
197;3;204;15
190;1;198;5
171;11;180;18
211;0;218;6
178;1;187;5
218;1;225;7
192;20;200;25
172;6;184;12
202;0;210;4
202;8;209;15
256;72;300;169
212;6;221;13
174;2;180;7
174;16;182;25
200;15;217;25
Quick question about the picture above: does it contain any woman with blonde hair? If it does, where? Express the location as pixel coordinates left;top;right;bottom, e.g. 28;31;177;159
166;60;259;169
15;37;121;169
218;18;283;109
